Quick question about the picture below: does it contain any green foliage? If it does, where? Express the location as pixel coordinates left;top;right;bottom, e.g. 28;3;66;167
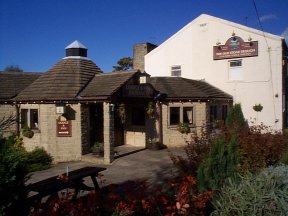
225;103;245;131
4;65;23;72
177;122;190;134
113;57;133;71
279;148;288;165
238;124;286;175
212;165;288;216
170;128;210;177
22;127;34;138
0;136;30;216
27;147;53;172
197;135;240;192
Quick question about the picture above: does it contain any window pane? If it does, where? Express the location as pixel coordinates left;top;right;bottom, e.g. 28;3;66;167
30;109;39;129
132;107;145;126
210;105;218;122
20;109;28;128
183;107;193;124
170;107;180;125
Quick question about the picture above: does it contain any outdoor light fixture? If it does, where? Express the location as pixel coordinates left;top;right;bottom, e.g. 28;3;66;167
139;71;150;84
248;35;252;41
232;31;236;36
56;102;66;114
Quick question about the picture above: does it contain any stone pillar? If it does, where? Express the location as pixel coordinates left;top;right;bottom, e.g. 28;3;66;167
103;102;114;164
156;102;163;144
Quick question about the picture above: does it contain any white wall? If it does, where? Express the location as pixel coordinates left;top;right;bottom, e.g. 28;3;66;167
145;14;284;130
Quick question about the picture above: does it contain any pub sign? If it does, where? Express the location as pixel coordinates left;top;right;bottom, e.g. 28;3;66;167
213;36;258;60
56;119;72;137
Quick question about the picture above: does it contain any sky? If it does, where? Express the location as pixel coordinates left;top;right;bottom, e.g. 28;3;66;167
0;0;287;73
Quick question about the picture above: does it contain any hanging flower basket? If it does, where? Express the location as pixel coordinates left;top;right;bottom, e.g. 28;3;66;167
117;103;126;124
146;102;155;119
253;104;263;112
177;122;190;134
22;127;34;138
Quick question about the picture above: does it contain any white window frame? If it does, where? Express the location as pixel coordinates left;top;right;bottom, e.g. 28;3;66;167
229;60;242;81
171;65;181;77
20;108;39;129
168;105;195;127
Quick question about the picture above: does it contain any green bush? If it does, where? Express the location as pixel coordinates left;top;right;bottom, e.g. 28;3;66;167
225;103;246;132
197;135;240;192
279;148;288;165
212;164;288;216
27;147;52;172
0;136;30;216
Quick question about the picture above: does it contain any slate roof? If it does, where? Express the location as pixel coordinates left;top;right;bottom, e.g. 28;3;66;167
79;70;138;98
150;77;232;101
0;71;42;101
15;58;102;101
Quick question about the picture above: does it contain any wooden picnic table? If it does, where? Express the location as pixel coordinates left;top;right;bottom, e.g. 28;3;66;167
27;166;106;204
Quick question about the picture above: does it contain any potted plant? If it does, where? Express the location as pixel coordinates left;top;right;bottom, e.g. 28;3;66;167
147;138;162;150
90;142;104;157
177;122;190;134
22;127;34;138
146;102;155;119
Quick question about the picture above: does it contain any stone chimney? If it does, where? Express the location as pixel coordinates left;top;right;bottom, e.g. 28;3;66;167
65;40;88;58
133;43;157;72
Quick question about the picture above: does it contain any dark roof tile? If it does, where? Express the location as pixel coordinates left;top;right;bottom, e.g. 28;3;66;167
0;71;42;100
79;70;138;97
150;77;232;100
15;58;102;101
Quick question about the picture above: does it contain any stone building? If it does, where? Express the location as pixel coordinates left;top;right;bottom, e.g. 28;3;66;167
0;40;232;164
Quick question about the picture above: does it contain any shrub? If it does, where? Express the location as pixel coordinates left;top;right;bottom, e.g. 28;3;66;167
197;134;240;192
27;147;52;172
170;127;210;177
225;103;246;132
212;164;288;215
0;136;30;216
238;124;287;174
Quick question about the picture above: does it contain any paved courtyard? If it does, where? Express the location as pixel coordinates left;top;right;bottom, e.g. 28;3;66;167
27;147;186;189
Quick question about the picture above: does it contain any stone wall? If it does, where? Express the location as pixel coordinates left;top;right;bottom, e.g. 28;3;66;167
133;43;157;72
21;103;82;162
161;102;207;147
80;104;90;154
0;104;17;137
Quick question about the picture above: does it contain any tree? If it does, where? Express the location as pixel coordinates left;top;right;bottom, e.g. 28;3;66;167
113;57;133;71
4;65;23;72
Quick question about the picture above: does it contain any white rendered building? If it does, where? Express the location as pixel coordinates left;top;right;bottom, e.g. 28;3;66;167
145;14;288;130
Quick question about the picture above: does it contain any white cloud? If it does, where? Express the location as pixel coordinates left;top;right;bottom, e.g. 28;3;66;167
281;27;288;43
259;14;278;22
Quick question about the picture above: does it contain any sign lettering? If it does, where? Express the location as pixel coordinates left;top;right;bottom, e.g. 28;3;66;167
213;36;258;60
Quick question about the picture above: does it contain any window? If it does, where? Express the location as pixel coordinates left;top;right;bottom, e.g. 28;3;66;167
170;107;180;125
20;109;39;129
132;107;145;126
171;65;181;77
229;60;242;81
210;105;218;122
169;106;194;126
222;105;228;121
